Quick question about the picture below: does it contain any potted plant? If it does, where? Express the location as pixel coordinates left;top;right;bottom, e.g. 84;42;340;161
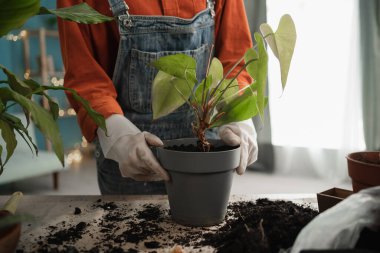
346;151;380;192
0;0;113;246
0;0;112;173
151;15;297;226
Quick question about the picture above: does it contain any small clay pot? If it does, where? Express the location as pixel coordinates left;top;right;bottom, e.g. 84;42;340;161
317;188;353;212
0;210;21;253
346;151;380;193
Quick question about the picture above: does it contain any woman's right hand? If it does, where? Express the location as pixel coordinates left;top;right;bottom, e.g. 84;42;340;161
97;114;169;181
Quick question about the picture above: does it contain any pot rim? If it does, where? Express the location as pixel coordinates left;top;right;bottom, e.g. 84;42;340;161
346;151;380;168
159;138;240;154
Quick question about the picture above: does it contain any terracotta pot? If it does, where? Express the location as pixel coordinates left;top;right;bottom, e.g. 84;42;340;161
158;138;240;227
346;151;380;193
0;210;21;253
317;188;353;212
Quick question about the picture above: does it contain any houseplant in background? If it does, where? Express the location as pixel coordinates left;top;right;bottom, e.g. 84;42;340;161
0;1;113;172
152;14;297;226
0;0;113;248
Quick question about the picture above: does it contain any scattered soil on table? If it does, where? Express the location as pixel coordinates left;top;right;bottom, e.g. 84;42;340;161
165;143;238;152
17;199;321;252
73;207;81;215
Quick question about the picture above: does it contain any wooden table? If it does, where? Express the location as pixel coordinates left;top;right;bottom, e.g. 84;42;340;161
0;194;317;252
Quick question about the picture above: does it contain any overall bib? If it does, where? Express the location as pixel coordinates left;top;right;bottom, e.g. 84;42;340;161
96;0;216;194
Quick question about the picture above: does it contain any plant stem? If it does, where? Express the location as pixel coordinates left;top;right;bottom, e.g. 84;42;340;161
213;58;258;106
2;192;23;214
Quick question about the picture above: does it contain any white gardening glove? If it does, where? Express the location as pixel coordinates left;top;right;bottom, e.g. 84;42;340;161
218;119;258;175
97;114;169;182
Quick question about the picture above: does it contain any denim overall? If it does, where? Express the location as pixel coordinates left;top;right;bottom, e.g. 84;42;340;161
96;0;216;194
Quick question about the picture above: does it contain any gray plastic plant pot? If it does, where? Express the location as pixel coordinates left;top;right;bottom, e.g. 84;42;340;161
157;138;240;227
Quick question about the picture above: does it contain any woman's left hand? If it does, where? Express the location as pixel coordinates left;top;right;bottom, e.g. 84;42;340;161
219;119;258;174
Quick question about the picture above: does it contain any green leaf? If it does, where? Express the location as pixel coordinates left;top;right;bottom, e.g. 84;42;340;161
194;75;212;104
23;79;59;120
30;85;107;134
260;14;296;89
0;88;64;167
259;24;278;58
23;78;40;90
253;33;268;120
212;86;258;127
47;100;59;120
0;65;32;97
152;71;192;120
2;112;38;156
212;85;269;127
208;58;224;88
0;0;40;37
0;119;17;168
70;91;106;133
219;79;239;100
244;48;259;82
39;3;114;24
152;54;197;85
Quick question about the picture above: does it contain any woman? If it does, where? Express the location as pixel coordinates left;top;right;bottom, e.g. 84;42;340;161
58;0;258;194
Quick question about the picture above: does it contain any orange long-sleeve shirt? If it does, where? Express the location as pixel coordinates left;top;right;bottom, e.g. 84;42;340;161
58;0;253;142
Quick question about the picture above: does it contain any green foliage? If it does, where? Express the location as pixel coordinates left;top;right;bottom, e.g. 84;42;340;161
0;2;111;172
260;14;297;89
152;14;297;146
152;71;194;120
0;118;17;168
152;54;198;84
0;0;40;37
39;3;114;24
0;1;113;37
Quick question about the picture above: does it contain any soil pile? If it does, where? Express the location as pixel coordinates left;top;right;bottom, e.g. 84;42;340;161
202;198;318;253
17;199;319;252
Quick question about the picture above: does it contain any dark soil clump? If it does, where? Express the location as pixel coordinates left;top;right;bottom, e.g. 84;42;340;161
46;221;88;245
73;207;81;215
144;241;161;249
201;199;319;253
94;201;118;211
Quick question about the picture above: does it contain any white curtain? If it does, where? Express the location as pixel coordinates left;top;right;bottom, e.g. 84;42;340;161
267;0;364;182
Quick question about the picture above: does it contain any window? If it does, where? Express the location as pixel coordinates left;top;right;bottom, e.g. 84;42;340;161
267;0;365;150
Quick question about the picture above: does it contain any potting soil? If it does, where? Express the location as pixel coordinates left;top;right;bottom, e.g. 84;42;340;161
16;198;319;253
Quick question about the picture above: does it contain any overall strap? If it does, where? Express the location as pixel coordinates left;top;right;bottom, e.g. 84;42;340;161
108;0;129;17
207;0;216;18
